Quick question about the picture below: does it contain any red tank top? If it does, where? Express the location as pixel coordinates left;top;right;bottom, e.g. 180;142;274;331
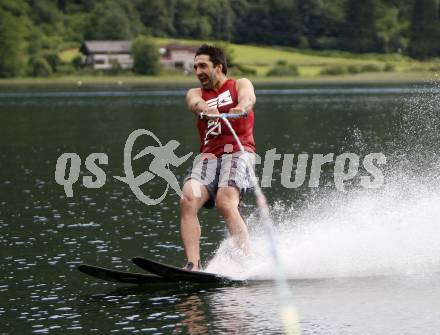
197;79;256;157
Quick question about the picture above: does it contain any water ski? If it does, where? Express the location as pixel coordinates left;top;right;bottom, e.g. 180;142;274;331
77;264;171;284
132;256;244;284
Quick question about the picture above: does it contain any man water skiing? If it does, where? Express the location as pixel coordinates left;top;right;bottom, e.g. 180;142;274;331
181;44;257;271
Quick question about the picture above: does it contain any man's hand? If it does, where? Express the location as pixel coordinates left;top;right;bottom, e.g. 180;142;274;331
228;106;245;114
200;107;219;119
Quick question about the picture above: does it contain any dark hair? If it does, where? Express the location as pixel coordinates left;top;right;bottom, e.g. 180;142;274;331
195;44;228;75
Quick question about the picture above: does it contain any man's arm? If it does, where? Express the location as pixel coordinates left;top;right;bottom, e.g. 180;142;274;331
229;78;256;114
186;88;219;118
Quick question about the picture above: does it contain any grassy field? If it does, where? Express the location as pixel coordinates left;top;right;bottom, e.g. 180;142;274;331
59;48;80;63
153;38;439;76
3;37;439;86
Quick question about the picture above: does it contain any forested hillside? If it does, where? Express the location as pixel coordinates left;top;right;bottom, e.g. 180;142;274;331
1;0;439;78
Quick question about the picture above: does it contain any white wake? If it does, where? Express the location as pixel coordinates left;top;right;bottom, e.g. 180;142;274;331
207;83;440;280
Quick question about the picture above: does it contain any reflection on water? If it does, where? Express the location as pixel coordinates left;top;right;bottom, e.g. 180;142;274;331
6;274;437;334
1;84;440;334
174;293;208;334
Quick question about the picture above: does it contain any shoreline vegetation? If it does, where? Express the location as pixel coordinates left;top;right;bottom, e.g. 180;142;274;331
0;72;436;88
1;38;439;87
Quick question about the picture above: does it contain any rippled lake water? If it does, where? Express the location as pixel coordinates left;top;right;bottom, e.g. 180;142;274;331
1;83;440;334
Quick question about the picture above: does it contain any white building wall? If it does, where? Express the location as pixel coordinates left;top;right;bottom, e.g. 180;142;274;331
86;49;192;72
90;54;133;70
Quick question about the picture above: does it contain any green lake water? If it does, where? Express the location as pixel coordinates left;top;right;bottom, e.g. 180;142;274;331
1;83;439;334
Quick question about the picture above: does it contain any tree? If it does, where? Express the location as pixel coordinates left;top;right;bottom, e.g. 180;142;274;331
136;0;176;36
376;7;409;53
409;0;440;58
308;0;346;50
29;56;52;77
31;0;61;25
0;8;27;77
297;0;322;48
344;0;378;52
268;0;301;46
201;0;234;40
131;35;160;75
87;0;143;40
230;0;251;44
173;0;200;37
234;0;301;47
380;0;413;19
57;0;94;13
172;0;217;39
96;10;133;39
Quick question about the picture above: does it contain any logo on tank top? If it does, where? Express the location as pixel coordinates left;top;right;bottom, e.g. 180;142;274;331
206;90;233;108
204;120;221;145
204;90;233;144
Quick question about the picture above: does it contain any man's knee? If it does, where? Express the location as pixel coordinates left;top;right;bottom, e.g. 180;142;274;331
180;193;200;212
216;189;239;216
180;180;208;212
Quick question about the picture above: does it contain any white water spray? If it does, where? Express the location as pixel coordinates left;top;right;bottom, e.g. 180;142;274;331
207;84;440;280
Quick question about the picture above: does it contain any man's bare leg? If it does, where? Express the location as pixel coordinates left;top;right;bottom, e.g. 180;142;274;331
216;187;250;254
180;179;210;270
